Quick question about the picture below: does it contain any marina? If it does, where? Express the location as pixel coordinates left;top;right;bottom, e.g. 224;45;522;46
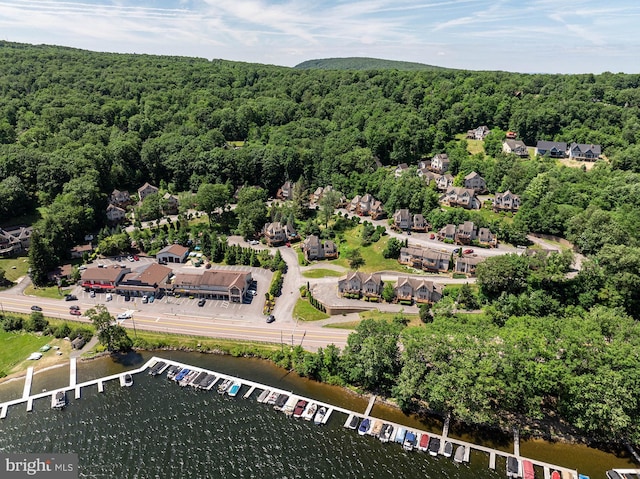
0;355;628;479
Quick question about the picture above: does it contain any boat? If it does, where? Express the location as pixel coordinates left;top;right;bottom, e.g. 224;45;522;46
370;420;383;437
281;396;297;415
227;381;241;397
578;475;590;479
454;445;465;463
507;456;519;478
266;392;280;405
174;368;190;382
428;437;440;457
51;390;66;409
148;361;166;376
347;415;359;429
166;365;181;380
442;441;453;458
123;373;133;387
191;371;208;388
314;406;327;425
274;394;289;410
606;472;623;479
418;433;429;452
257;389;270;403
394;427;407;444
179;370;198;387
403;431;417;451
379;424;394;443
551;472;561;479
198;374;216;390
523;459;535;479
301;403;317;421
357;418;371;436
217;378;232;394
561;472;573;479
293;400;308;419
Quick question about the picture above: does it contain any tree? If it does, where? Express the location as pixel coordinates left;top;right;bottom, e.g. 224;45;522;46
476;254;530;300
418;303;432;323
26;312;48;332
457;283;479;309
381;282;396;303
28;230;58;286
319;189;341;227
383;237;402;259
347;249;365;270
196;182;231;227
235;186;268;239
85;305;132;352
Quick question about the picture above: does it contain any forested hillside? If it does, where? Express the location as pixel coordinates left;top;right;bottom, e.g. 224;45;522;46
294;57;447;71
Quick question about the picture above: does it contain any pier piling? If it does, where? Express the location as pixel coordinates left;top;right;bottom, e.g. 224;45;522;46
97;381;104;393
75;386;81;399
513;427;520;457
489;451;496;469
23;367;33;399
70;358;77;387
364;395;376;417
26;397;33;412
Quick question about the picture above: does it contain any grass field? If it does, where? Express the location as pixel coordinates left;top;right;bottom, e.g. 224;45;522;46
324;321;360;330
0;256;29;283
131;330;280;355
0;330;67;377
465;139;486;156
293;298;330;321
358;310;422;327
24;284;74;299
302;268;344;279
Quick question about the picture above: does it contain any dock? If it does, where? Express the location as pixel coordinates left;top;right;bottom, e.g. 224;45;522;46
0;356;583;479
69;358;76;387
513;427;520;457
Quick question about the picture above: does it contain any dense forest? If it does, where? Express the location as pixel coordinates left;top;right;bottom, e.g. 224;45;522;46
2;41;640;444
294;57;447;71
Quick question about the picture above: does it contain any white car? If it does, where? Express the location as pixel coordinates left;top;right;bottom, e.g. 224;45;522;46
116;312;132;320
248;240;259;245
105;293;112;302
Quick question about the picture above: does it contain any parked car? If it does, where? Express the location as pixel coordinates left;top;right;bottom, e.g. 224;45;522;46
106;293;112;301
248;240;259;245
133;255;139;261
89;290;96;298
148;295;155;303
429;234;435;239
453;248;461;253
31;305;42;311
65;294;78;301
124;295;131;302
463;249;474;254
69;305;80;311
127;255;134;262
266;315;276;324
198;298;206;307
141;295;148;304
70;309;82;316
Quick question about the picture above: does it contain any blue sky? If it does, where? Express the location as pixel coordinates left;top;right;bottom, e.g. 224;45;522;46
0;0;638;73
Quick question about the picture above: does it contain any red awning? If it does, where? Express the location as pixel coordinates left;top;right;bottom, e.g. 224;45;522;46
82;283;115;289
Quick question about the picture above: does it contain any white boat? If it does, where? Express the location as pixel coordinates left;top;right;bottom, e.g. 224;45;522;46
265;391;280;405
51;390;66;409
227;381;241;397
379;424;394;443
217;378;232;394
369;420;383;437
282;396;298;416
301;403;318;421
443;441;453;458
123;373;133;387
179;370;198;387
314;406;327;425
454;445;465;463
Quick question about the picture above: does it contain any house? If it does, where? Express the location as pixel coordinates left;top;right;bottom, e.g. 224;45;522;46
359;194;374;215
436;174;454;191
71;337;86;350
394;163;409;178
0;226;32;256
466;126;490;140
399;247;450;273
502;139;529;158
337;271;383;298
568;142;601;161
454;256;484;276
162;193;179;214
115;263;172;297
394;277;443;304
393;209;412;230
417;158;431;170
47;264;74;282
506;131;518;140
535;141;567;158
263;222;298;246
493;190;521;212
106;204;126;224
417;169;439;185
478;227;498;247
109;189;131;207
170;269;252;302
430;154;450;174
70;243;93;259
463;172;487;193
302;235;338;261
348;195;361;212
81;266;130;291
370;199;386;220
412;214;429;232
277;181;293;200
455;221;477;245
138;182;159;202
438;224;457;242
156;244;189;263
440;187;480;209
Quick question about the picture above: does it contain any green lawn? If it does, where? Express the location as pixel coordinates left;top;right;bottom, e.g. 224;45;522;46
0;256;30;283
302;268;344;279
0;330;58;376
324;321;359;330
293;298;330;321
24;284;74;299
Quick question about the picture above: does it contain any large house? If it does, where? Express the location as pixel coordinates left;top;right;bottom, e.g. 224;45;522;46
399;247;450;273
115;263;172;297
337;272;383;299
0;226;32;256
454;256;484;276
302;235;338;261
440;187;480;209
436;174;455;191
162;193;179;214
493;190;521;212
394;277;443;304
478;227;498;247
568;142;601;161
277;181;293;200
348;194;384;218
455;221;477;244
138;182;159;202
106;204;126;224
535;141;567;158
430;154;450;174
467;125;491;140
109;189;131;208
81;266;130;291
394;163;410;178
263;222;298;246
438;224;457;242
392;210;430;232
463;172;487;193
156;244;189;263
170;270;251;302
502;140;529;157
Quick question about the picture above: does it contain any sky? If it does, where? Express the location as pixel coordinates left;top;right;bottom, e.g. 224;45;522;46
0;0;638;73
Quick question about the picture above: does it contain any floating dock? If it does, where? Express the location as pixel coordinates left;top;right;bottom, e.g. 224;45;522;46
0;356;583;478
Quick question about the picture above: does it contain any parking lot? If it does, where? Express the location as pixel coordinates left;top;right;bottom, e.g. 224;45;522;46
74;258;273;323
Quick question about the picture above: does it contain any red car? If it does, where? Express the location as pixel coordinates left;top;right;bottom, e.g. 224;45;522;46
70;309;82;316
429;234;435;239
133;255;140;261
463;249;474;254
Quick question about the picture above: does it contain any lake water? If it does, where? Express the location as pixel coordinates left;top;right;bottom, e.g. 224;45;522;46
0;351;634;478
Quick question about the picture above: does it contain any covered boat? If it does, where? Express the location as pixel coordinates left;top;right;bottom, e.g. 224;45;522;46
165;365;181;380
227;381;241;397
443;441;453;458
606;472;623;479
293;400;308;418
418;433;429;452
347;415;359;429
123;373;133;387
379;424;394;443
358;418;371;436
454;445;465;463
370;420;383;437
522;459;535;479
507;456;519;478
314;406;327;425
403;431;417;451
282;396;298;415
257;389;270;403
174;368;190;382
428;437;440;457
274;394;289;410
577;475;590;479
551;472;561;479
302;403;317;421
51;390;66;409
217;378;232;394
394;427;407;444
